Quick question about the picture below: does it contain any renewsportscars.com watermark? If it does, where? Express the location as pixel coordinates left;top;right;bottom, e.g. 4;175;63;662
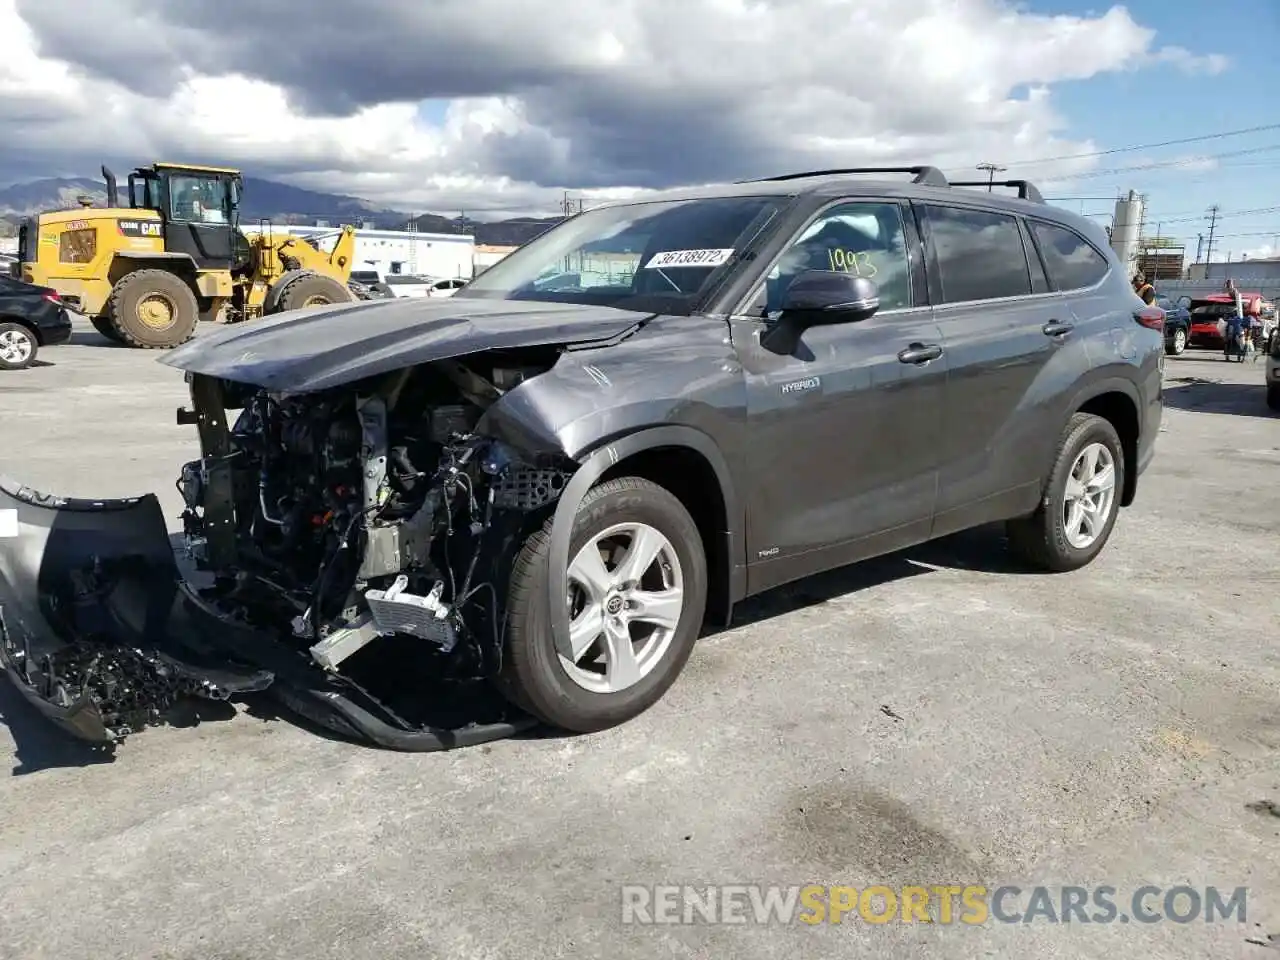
621;885;1249;926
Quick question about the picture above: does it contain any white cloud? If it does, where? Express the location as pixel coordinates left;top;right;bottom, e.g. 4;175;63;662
1;0;1229;216
1240;244;1278;261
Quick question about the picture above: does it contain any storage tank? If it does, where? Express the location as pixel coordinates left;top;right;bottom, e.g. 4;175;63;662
1110;190;1144;276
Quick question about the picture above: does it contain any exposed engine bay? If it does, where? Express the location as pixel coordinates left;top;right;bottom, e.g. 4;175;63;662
176;352;575;719
0;350;582;748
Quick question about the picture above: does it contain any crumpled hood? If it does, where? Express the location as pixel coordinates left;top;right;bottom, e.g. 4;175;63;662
159;295;652;393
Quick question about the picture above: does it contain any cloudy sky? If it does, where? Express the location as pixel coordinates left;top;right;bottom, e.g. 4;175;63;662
3;0;1278;254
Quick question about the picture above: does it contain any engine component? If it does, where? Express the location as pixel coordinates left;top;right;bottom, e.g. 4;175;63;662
429;404;478;443
356;394;389;511
308;612;383;672
490;467;573;510
178;460;204;509
364;575;457;651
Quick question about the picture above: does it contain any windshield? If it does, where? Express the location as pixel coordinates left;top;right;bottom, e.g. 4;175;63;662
456;195;785;313
1190;302;1239;317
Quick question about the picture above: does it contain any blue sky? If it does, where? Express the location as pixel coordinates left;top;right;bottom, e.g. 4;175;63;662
1028;0;1280;259
410;0;1280;256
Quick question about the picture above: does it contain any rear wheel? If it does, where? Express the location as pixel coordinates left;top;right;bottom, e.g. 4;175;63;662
1165;326;1187;355
0;322;38;370
276;274;355;312
91;316;123;343
1007;412;1125;572
106;269;199;348
497;477;708;733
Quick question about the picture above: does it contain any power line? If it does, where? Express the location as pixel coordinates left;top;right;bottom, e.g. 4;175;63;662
1005;121;1280;166
1044;143;1280;182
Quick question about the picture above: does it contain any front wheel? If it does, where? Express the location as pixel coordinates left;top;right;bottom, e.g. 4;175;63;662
497;477;707;733
275;274;355;312
1007;412;1125;572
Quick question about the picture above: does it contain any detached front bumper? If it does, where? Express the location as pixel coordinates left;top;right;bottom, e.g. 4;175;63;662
0;478;533;751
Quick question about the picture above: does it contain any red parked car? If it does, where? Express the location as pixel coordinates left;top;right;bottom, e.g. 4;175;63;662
1186;292;1266;348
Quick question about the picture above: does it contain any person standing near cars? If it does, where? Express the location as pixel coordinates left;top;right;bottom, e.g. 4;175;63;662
1133;271;1156;304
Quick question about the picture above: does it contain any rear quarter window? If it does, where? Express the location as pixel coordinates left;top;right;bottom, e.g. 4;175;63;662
1028;221;1109;291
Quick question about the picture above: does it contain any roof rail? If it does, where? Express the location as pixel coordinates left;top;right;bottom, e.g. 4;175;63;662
950;180;1045;204
741;166;951;188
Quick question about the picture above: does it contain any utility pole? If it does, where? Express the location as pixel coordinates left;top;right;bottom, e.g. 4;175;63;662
1204;205;1220;266
976;162;1006;191
1195;234;1204;264
1150;221;1163;283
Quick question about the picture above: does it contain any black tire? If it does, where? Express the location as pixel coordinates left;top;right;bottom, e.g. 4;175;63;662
1165;326;1187;355
0;321;38;370
105;269;199;348
497;477;708;733
276;274;355;312
1007;412;1125;572
1267;384;1280;412
90;315;123;343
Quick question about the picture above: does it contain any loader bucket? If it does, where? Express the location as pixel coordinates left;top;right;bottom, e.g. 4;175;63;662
0;478;272;743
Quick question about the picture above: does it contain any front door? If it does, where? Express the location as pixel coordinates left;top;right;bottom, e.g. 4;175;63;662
161;172;235;270
732;200;947;594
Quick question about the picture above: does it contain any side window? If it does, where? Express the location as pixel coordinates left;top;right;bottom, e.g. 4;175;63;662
1021;221;1050;294
924;205;1031;303
59;228;97;264
763;201;912;313
1028;221;1109;291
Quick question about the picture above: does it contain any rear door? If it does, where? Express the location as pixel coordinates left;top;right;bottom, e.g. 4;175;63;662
915;202;1074;536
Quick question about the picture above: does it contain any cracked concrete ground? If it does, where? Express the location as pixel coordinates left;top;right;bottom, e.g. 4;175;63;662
1;322;1278;960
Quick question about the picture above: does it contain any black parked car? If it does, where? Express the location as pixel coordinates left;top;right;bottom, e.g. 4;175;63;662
0;165;1163;749
0;275;73;370
1156;294;1192;355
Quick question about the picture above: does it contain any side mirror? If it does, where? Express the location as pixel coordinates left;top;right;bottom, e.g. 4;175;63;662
779;270;880;325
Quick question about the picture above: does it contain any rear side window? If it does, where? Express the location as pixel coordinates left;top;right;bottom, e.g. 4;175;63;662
1029;221;1109;291
923;205;1031;303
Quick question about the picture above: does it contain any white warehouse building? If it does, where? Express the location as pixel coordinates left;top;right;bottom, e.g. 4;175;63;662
241;224;476;280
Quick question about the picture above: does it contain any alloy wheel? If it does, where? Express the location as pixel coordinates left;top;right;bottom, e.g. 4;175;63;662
561;521;685;694
0;329;33;365
1063;442;1117;549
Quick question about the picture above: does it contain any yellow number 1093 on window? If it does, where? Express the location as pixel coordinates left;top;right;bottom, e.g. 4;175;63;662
826;249;878;278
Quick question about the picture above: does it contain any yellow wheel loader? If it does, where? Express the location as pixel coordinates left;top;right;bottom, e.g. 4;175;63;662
10;162;357;349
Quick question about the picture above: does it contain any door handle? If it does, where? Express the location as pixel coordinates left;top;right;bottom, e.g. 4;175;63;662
897;342;943;364
1043;320;1074;337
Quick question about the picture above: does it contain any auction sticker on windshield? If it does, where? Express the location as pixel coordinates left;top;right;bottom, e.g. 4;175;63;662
643;249;735;269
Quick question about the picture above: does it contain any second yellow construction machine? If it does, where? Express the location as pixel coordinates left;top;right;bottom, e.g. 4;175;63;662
11;162;357;348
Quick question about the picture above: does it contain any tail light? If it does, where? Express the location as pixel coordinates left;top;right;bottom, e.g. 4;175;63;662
1134;305;1164;332
42;292;61;305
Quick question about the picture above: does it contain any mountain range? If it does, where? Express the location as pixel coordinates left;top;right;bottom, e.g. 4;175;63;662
0;175;564;247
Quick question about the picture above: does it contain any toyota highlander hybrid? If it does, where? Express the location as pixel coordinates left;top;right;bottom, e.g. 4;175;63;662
0;165;1163;750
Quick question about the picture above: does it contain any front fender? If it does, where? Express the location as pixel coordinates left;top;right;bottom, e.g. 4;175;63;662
543;425;744;662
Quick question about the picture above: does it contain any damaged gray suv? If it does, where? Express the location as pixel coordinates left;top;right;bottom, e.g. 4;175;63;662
0;166;1164;750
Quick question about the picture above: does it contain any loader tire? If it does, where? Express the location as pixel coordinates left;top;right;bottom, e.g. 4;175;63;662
90;316;123;343
275;274;354;313
106;269;199;349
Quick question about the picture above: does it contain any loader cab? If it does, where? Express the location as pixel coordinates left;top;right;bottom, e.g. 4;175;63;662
125;163;242;270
